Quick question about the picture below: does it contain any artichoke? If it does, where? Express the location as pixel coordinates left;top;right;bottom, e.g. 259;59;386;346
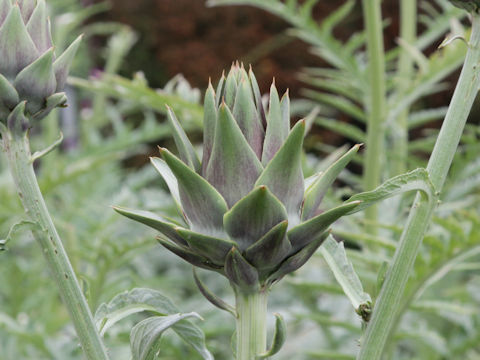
0;0;81;122
116;64;361;293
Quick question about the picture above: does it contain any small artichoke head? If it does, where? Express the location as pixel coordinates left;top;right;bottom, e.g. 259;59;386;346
0;0;81;123
116;63;361;293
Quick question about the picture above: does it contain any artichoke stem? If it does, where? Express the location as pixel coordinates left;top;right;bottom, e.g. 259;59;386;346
0;126;110;360
235;288;268;360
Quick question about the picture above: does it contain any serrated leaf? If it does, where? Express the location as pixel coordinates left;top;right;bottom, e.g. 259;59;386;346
95;288;213;360
319;235;371;312
345;168;437;214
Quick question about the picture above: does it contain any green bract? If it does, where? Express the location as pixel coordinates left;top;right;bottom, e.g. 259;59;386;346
0;0;81;122
116;64;362;292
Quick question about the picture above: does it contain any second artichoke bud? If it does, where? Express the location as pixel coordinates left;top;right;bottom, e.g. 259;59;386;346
0;0;81;124
116;63;362;294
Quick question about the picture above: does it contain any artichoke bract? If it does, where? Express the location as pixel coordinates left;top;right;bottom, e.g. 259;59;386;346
116;64;361;293
0;0;81;123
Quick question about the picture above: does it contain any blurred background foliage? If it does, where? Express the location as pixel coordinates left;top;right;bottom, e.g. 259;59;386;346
0;0;479;359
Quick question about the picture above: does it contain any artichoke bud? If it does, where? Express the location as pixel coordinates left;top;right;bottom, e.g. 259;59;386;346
449;0;480;12
0;0;82;125
116;63;363;292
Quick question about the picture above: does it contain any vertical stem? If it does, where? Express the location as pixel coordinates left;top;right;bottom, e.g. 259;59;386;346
357;13;480;360
362;0;387;231
1;128;110;360
392;0;417;176
235;289;268;360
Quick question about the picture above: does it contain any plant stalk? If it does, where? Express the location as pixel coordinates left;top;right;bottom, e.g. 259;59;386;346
391;0;417;176
357;12;480;360
362;0;387;232
0;126;110;360
235;289;268;360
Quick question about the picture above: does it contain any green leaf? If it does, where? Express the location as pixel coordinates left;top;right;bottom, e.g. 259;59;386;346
288;201;362;252
205;103;263;207
166;106;201;172
150;157;181;211
157;237;223;271
345;168;437;214
30;132;63;163
193;268;236;316
319;235;371;312
25;0;52;53
162;148;228;237
255;120;305;224
113;207;187;246
233;77;264;158
0;0;11;25
32;91;67;120
248;66;267;128
257;313;287;358
224;186;288;251
224;68;238;108
262;83;288;164
0;73;19;116
95;288;213;360
268;231;329;284
0;4;38;79
244;220;291;271
130;313;203;360
54;35;82;91
14;48;56;113
303;90;366;122
202;82;217;175
314;116;365;142
176;227;235;265
0;220;38;251
225;247;259;292
94;288;178;336
302;144;361;220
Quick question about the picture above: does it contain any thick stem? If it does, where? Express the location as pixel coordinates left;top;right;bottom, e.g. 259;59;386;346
357;13;480;360
235;289;268;360
391;0;417;176
362;0;387;232
0;128;110;360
